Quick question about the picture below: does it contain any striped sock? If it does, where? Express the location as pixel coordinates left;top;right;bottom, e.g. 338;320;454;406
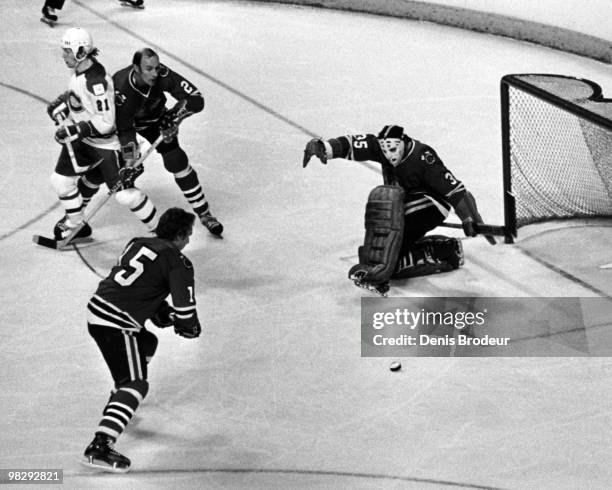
78;176;100;207
97;383;148;440
130;195;158;231
174;166;210;216
60;189;85;225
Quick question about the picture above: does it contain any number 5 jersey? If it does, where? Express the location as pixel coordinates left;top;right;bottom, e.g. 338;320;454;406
87;237;199;332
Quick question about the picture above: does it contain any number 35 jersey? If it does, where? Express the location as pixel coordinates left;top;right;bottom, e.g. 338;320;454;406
328;134;467;208
87;237;198;332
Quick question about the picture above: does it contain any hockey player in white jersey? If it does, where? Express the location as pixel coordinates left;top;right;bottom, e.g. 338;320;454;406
47;27;158;243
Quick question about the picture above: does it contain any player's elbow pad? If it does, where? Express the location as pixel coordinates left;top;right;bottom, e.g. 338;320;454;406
188;93;204;113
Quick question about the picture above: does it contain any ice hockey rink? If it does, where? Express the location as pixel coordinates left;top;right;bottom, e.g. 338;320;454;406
1;0;612;488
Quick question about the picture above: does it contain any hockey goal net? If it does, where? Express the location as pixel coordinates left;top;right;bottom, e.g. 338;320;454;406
501;74;612;242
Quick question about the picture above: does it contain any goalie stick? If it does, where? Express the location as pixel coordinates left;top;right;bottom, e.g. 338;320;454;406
439;222;501;245
33;135;163;250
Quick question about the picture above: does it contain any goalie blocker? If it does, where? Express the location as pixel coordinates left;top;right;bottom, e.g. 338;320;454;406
349;185;465;287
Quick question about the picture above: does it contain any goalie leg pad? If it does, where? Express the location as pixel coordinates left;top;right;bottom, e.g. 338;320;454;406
393;235;463;279
349;185;405;284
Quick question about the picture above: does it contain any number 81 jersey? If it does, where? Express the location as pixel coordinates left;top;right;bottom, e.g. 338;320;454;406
87;237;198;331
66;60;120;151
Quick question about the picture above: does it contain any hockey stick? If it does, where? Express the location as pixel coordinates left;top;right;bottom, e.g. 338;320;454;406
33;135;163;250
439;222;502;245
56;114;80;174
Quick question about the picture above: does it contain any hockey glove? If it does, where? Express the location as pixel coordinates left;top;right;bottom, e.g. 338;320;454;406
174;317;201;339
118;142;143;188
121;141;140;165
303;138;327;167
55;121;92;144
159;101;190;143
47;93;70;123
150;301;175;329
118;166;144;189
454;191;496;244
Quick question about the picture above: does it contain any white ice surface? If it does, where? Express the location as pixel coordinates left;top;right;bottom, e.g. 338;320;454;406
1;1;611;488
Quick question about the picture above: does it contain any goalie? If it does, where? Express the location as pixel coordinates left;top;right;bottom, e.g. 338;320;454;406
303;125;487;295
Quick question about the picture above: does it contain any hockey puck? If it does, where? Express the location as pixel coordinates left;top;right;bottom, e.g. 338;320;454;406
389;361;402;372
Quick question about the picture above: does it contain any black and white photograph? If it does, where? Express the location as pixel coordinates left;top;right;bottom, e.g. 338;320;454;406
1;0;611;487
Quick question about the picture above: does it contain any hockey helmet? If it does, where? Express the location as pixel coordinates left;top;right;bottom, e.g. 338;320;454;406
61;27;93;60
378;125;406;166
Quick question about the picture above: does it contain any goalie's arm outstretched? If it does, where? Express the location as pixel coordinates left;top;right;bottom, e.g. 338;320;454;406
303;134;381;167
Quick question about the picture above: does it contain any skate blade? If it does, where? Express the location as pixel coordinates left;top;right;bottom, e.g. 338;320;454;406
80;457;130;474
40;17;56;26
352;280;389;297
119;1;145;8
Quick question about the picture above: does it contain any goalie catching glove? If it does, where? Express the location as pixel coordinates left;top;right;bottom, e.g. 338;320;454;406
159;100;192;143
303;138;328;167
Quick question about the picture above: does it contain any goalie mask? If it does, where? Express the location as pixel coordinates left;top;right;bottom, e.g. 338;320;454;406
378;125;407;166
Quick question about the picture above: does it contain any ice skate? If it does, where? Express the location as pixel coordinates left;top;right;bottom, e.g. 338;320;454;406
349;270;390;297
40;6;58;26
199;211;223;237
53;215;93;244
119;0;145;9
81;433;130;473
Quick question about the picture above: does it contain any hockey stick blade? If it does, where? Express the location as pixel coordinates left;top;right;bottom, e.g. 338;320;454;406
33;234;92;250
32;234;60;249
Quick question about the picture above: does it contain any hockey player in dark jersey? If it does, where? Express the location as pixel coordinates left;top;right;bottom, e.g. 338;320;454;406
303;125;488;295
82;207;201;473
79;47;223;236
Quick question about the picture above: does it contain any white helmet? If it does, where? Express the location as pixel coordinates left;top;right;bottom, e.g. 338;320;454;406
61;27;93;60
